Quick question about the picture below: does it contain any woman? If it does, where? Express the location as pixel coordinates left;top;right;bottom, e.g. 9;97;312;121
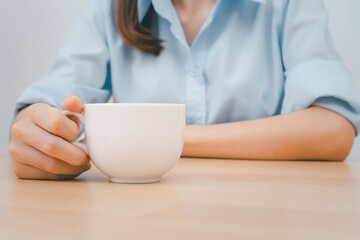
9;0;360;180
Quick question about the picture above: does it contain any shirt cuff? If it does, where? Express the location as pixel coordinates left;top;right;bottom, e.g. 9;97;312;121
312;97;359;136
281;59;360;134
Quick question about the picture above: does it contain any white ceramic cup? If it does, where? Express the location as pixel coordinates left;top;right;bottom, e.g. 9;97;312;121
62;103;186;183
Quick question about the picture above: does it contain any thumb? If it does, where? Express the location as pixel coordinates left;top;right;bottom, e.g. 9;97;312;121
62;95;84;113
62;95;84;127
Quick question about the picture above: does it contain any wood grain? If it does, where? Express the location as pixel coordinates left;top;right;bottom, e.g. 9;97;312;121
1;148;359;239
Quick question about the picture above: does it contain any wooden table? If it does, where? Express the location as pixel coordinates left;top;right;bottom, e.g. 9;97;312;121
1;147;360;240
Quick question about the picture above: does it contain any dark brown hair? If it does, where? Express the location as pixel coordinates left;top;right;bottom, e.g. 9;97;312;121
116;0;163;56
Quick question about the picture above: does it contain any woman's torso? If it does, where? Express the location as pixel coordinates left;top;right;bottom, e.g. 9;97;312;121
106;0;286;125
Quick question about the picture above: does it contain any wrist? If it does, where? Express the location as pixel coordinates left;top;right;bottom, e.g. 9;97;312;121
182;124;202;157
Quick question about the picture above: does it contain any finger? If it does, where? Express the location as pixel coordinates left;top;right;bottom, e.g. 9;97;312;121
62;95;84;113
13;163;80;180
62;95;84;127
28;104;79;142
22;121;88;166
16;145;91;175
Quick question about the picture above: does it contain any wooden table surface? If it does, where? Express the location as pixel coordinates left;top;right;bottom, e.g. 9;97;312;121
1;147;360;240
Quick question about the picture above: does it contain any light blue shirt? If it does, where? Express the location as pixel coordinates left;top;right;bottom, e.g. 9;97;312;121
16;0;360;133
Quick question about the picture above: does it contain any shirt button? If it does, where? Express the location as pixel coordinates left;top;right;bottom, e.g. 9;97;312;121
190;68;200;78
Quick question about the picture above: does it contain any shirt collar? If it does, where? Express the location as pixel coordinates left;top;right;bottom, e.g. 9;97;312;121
137;0;267;22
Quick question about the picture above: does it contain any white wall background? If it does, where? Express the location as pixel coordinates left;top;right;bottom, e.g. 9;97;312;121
0;0;87;144
1;0;360;160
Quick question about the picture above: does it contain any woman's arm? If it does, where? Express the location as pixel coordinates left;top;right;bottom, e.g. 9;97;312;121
182;106;355;161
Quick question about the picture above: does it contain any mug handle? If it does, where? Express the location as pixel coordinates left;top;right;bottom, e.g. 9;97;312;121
61;110;89;155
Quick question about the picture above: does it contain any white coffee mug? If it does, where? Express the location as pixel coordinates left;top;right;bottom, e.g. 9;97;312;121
62;103;186;183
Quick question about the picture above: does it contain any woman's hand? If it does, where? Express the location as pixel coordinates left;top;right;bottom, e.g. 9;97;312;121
8;95;91;180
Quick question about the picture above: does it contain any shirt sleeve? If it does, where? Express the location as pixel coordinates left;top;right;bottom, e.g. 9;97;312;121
15;0;112;113
280;0;360;135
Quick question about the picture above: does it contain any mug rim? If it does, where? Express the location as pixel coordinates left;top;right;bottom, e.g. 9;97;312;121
84;103;186;108
84;103;185;106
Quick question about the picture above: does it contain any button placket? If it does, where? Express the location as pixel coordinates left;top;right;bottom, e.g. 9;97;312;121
184;32;210;125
